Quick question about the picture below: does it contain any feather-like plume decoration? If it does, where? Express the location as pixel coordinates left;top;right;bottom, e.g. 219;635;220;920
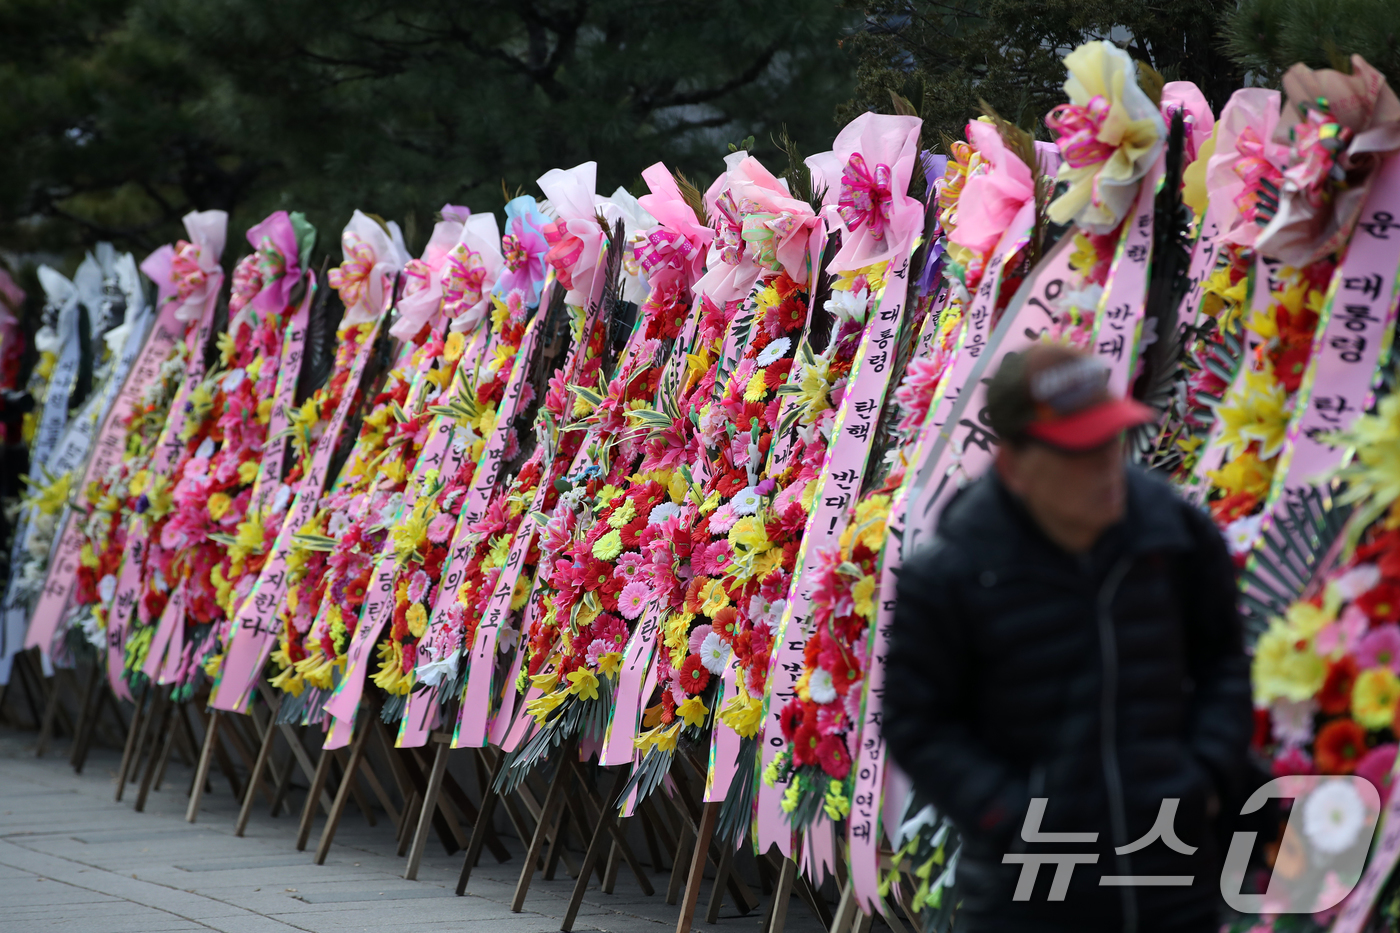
295;260;342;406
1128;108;1193;461
672;171;709;230
775;125;825;213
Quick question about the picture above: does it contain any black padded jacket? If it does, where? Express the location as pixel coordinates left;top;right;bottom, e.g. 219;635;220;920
886;467;1252;933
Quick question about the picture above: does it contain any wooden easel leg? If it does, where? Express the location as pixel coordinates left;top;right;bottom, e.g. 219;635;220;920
134;690;173;812
793;870;834;928
151;703;179;792
666;807;694;905
510;754;571;911
673;800;720;933
705;838;736;923
454;747;507;895
403;739;450;880
573;773;652;894
314;716;373;865
236;704;280;836
35;673;63;757
185;708;221;822
69;665;102;771
602;840;621;895
115;684;149;802
296;740;335;851
765;857;797;933
543;807;570;880
829;878;857;933
561;769;632;932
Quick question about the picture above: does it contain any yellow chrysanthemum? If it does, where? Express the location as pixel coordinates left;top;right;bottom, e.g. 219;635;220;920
1252;621;1326;704
852;575;878;620
1353;668;1400;730
406;603;429;638
207;492;232;521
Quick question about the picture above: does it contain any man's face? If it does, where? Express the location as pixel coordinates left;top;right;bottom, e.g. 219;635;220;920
997;435;1126;549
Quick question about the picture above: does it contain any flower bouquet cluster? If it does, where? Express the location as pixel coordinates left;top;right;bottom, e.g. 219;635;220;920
71;343;188;654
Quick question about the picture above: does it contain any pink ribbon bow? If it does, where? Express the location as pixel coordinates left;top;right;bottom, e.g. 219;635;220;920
328;233;376;311
711;191;745;265
169;240;208;305
228;254;262;315
542;220;585;291
632;228;704;276
836;153;895;240
1045;96;1117;168
441;244;491;319
1231;125;1285;223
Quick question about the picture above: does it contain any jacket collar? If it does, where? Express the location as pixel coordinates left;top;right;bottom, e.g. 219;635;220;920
936;466;1193;566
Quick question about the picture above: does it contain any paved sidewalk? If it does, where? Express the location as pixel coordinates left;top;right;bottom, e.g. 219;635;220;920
0;727;825;933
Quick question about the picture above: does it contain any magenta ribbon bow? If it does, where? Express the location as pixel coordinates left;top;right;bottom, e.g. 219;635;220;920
440;244;490;319
836;153;895;241
244;211;302;315
1045;95;1117;168
542;219;586;291
632;228;704;276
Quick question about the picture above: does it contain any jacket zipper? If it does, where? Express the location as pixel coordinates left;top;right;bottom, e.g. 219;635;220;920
1097;556;1135;933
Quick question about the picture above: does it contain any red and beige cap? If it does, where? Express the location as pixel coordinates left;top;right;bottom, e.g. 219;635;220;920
986;344;1155;452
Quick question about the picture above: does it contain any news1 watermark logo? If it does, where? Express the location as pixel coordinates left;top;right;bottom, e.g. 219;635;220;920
1003;776;1383;913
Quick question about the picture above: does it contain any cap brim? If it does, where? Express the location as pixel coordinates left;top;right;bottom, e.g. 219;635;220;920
1025;398;1156;452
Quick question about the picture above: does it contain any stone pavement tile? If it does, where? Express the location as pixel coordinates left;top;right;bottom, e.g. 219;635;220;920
0;727;835;933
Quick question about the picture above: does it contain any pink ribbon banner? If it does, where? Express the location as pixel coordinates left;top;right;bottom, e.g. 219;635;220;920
247;272;313;517
596;599;663;767
858;215;1057;912
755;239;914;858
209;315;385;714
1255;153;1400;558
1091;162;1163;395
903;201;1037;556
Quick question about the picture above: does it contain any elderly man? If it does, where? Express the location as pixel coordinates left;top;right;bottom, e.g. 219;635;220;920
886;344;1252;932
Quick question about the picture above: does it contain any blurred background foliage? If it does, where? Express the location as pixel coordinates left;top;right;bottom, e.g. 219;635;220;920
1;0;1396;273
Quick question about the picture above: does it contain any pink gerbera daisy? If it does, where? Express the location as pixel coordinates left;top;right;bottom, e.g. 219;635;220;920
618;580;649;620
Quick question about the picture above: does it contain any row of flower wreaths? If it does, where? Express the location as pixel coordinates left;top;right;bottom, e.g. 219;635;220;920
9;38;1400;930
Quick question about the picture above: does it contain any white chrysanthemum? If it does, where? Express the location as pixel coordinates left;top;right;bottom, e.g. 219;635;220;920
647;501;682;526
808;668;838;705
756;337;792;367
1224;513;1263;558
699;632;730;675
1302;779;1368;854
730;487;763;516
98;574;117;606
326;511;351;537
221;368;246;393
195;437;216;461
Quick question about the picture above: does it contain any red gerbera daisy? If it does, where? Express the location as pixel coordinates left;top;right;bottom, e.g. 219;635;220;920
816;736;851;779
1319;656;1359;715
1315;718;1369;774
679;654;711;695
